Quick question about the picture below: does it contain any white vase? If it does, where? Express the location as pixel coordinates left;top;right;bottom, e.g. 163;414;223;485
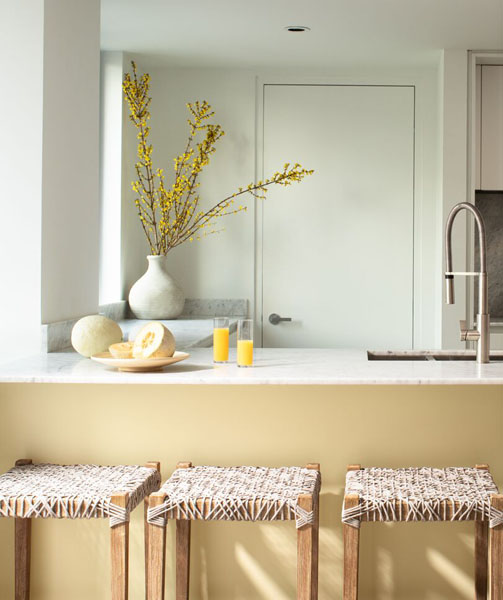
128;255;185;319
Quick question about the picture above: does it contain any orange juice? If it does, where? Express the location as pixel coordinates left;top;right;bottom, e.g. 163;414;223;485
237;339;253;367
213;327;229;362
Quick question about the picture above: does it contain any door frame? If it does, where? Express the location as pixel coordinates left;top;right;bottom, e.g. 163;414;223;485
254;75;420;348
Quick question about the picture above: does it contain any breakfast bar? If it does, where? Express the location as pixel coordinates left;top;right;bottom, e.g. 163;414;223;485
0;350;501;599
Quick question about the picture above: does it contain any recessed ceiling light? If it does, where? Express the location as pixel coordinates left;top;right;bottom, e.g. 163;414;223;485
284;25;311;33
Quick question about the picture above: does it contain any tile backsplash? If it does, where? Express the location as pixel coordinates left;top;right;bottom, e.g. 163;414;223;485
475;191;503;320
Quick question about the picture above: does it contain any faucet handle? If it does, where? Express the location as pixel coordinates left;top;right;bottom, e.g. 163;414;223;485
459;319;481;342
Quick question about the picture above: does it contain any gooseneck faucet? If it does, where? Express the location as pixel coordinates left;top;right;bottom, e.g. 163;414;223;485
444;202;490;363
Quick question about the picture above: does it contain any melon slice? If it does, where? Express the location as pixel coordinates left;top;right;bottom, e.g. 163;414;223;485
109;341;135;359
133;322;175;359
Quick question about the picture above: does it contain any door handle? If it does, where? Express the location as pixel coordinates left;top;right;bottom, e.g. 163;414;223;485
269;313;292;325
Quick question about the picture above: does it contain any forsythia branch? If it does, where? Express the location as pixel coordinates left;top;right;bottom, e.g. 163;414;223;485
123;61;314;255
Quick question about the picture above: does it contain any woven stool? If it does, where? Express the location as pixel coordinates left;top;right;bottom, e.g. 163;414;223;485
0;459;161;600
342;464;503;600
146;462;321;600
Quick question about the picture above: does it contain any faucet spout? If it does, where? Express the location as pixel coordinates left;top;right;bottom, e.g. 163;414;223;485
444;202;490;363
445;274;455;305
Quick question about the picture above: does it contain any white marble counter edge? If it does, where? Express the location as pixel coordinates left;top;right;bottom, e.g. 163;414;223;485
1;347;503;385
1;375;502;385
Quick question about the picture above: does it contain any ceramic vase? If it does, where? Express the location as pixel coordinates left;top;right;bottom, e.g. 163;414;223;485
128;255;185;319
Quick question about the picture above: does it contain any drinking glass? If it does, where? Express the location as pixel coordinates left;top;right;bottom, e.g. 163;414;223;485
237;319;253;367
213;317;229;363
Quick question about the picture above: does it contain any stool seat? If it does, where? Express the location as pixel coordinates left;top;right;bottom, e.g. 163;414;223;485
146;462;321;600
148;465;321;528
342;466;501;528
0;462;161;525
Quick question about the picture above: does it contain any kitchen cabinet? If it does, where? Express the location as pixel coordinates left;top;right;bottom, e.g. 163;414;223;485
478;65;503;190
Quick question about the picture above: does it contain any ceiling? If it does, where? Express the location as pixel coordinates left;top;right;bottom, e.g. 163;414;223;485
101;0;503;68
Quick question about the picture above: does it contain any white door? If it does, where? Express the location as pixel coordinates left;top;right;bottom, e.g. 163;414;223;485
262;84;414;348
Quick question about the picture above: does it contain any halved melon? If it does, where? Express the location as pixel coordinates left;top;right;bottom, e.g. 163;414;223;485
132;322;176;359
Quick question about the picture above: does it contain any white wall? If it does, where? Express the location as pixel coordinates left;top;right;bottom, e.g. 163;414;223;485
439;50;470;349
0;0;100;359
100;52;125;305
0;0;44;358
121;64;442;346
414;64;444;348
122;66;257;307
41;0;101;323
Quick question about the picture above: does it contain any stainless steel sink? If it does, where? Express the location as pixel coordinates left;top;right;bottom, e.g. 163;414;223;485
367;351;430;361
367;350;503;362
431;353;503;361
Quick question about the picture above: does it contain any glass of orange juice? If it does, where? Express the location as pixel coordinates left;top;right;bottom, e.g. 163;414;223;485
237;319;253;367
213;318;229;363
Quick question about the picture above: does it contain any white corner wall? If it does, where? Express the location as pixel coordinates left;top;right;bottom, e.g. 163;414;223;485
0;1;44;358
41;0;101;323
0;0;101;358
100;51;125;305
122;67;257;306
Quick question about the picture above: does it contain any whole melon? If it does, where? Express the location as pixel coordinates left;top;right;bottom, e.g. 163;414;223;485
71;315;123;357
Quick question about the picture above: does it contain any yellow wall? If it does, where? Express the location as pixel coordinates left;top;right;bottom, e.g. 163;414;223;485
0;384;501;599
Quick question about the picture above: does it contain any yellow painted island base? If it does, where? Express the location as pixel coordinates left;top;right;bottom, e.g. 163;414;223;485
0;383;501;600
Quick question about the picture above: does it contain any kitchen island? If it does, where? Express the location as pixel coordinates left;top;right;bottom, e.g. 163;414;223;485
0;348;501;599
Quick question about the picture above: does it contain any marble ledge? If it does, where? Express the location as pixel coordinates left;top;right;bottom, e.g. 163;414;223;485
41;298;247;352
0;348;503;385
119;317;239;348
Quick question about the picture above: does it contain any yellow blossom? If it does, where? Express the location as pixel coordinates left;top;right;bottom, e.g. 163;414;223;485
123;61;313;255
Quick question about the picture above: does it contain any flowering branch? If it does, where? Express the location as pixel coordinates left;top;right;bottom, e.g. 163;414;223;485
123;62;314;255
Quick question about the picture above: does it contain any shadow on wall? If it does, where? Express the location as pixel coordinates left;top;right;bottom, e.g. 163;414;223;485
177;492;478;600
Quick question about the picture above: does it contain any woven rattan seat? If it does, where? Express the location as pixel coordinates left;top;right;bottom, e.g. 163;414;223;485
146;462;321;600
342;467;501;528
0;462;161;526
148;465;321;529
342;465;503;599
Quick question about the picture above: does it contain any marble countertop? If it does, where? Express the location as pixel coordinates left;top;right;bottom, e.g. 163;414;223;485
0;348;503;385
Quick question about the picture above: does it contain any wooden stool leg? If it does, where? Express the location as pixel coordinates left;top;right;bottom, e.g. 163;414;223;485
15;518;31;600
343;495;360;600
147;493;167;600
490;495;503;600
305;463;320;599
297;493;317;600
175;462;193;600
475;465;489;599
144;496;150;599
111;493;129;600
15;458;33;600
176;520;191;600
311;506;320;600
145;462;162;600
475;520;489;599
